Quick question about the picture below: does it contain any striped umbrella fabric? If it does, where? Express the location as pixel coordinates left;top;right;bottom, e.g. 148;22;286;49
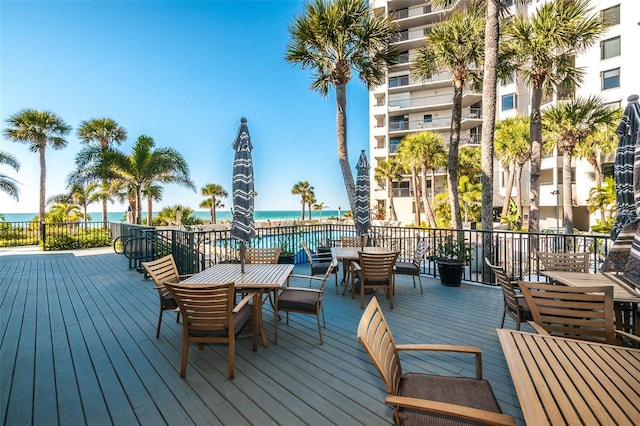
354;150;371;238
611;95;640;240
231;118;256;271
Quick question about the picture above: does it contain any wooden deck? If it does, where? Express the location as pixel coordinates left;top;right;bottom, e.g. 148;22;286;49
1;248;526;425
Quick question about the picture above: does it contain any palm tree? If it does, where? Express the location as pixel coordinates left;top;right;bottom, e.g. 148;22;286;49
575;109;621;189
374;157;402;221
312;201;329;220
458;146;482;182
70;182;100;224
494;116;530;224
305;192;317;221
587;176;616;226
291;181;314;220
542;96;619;234
142;184;163;225
3;109;71;226
108;135;195;224
503;0;604;233
397;132;446;227
200;183;228;224
0;150;21;201
75;118;127;227
286;0;398;213
413;9;484;229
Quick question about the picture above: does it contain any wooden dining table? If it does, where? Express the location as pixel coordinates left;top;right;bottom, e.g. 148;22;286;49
541;270;640;335
181;263;294;347
331;246;397;295
497;329;640;425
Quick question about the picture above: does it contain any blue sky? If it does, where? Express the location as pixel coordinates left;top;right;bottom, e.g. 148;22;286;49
0;0;370;214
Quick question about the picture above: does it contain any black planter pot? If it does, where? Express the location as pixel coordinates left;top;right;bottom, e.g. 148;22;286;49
278;254;295;264
437;261;464;287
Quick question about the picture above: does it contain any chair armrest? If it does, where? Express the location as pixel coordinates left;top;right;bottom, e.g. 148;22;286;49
233;291;258;313
282;287;322;294
527;321;551;335
288;274;325;282
178;273;194;280
396;344;483;379
351;262;361;272
615;329;640;344
385;396;516;426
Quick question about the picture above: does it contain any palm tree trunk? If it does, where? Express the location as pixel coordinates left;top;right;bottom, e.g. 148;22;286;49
448;81;463;229
515;164;524;228
529;85;544;234
336;83;356;212
147;196;153;226
136;186;143;225
411;169;421;225
39;147;46;225
421;168;436;227
387;181;397;221
563;149;574;234
101;179;108;229
210;196;215;223
501;162;515;218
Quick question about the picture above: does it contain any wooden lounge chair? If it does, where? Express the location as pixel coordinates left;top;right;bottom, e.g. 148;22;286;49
535;250;589;273
485;258;532;330
394;239;429;294
300;241;338;293
142;254;191;338
353;251;399;309
275;260;337;345
357;297;516;426
518;280;640;345
163;281;258;379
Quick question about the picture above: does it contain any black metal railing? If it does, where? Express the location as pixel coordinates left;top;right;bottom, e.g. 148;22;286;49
0;221;112;250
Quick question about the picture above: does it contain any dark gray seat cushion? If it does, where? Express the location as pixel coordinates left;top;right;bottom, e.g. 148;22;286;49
278;288;317;312
395;261;419;275
188;303;252;338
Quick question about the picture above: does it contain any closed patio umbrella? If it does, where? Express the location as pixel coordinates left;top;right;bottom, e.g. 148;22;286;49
354;150;371;247
610;94;640;241
231;117;256;272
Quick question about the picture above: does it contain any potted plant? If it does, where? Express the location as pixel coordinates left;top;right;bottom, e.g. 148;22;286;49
434;235;472;287
277;234;296;264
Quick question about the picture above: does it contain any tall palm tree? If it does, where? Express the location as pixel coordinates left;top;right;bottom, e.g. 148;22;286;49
291;181;314;220
286;0;398;212
0;150;21;201
413;9;484;229
312;201;329;220
200;183;228;224
142;184;163;226
458;146;482;182
494;116;530;224
108;135;195;224
70;182;100;224
3;109;71;225
305;191;317;220
503;0;604;233
397;132;446;227
374;157;402;221
75;118;127;227
542;96;619;234
587;176;616;226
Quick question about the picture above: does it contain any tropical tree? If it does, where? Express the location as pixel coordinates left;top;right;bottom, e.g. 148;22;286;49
305;191;317;220
0;150;20;201
142;184;163;225
575;108;621;189
200;183;228;224
494;116;530;225
459;175;482;223
374;157;403;221
46;200;83;223
397;131;446;227
542;96;619;234
312;201;329;220
503;0;604;233
70;182;100;224
74;118;127;227
458;146;482;182
413;9;484;229
286;0;398;212
108;135;195;224
3;109;71;225
152;205;201;226
587;176;616;226
291;181;314;220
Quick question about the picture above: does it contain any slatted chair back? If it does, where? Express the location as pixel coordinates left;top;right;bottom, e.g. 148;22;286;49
536;251;590;272
142;254;183;338
485;258;531;330
163;281;256;379
518;281;616;345
356;251;399;309
341;236;368;247
411;239;430;268
245;247;281;264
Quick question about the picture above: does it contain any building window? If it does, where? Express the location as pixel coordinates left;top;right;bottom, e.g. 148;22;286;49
389;138;402;153
501;93;516;111
423;114;432;123
601;36;620;59
389;116;408;130
389;75;409;88
601;5;620;27
602;68;620;90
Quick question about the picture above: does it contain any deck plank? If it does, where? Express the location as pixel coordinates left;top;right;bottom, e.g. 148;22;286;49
1;248;525;425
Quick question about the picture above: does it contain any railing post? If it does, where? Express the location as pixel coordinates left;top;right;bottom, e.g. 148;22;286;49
40;221;46;248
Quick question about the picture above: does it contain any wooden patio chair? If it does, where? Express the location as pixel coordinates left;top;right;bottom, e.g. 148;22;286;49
535;250;589;273
485;258;532;330
394;239;429;295
142;254;192;338
163;281;258;379
275;259;337;345
518;280;640;346
300;241;338;293
340;235;368;247
245;247;281;264
357;297;516;426
353;251;399;309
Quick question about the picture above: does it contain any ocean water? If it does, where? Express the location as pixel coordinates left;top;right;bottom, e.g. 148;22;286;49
1;210;341;223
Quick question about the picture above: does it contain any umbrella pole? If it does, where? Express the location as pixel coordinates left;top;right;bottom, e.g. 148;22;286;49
240;241;246;273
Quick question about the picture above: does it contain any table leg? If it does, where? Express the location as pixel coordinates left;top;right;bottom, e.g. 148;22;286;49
257;289;268;347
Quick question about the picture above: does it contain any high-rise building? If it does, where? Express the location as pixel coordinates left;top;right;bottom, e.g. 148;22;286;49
369;0;638;230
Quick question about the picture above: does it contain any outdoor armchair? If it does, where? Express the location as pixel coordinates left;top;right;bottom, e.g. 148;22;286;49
245;247;281;264
300;241;338;293
142;254;192;338
394;239;429;294
163;281;258;379
353;251;399;309
485;258;532;330
357;297;516;426
535;250;590;273
275;259;337;345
